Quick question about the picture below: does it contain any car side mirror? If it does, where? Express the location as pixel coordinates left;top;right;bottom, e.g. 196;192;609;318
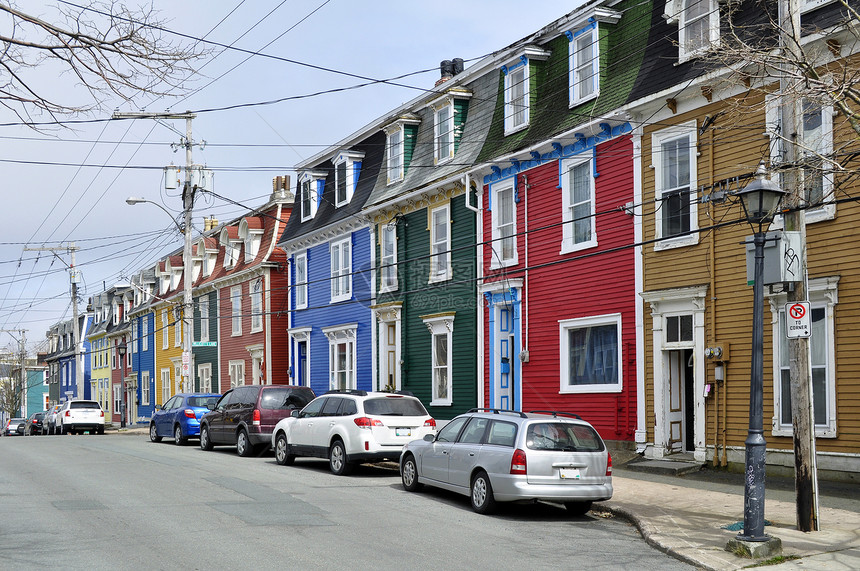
291;409;300;418
154;405;162;411
207;403;216;411
423;433;435;442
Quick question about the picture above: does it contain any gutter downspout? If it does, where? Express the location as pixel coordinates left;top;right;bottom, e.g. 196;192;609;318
464;172;484;408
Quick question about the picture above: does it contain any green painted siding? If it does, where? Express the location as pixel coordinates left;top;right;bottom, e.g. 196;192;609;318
192;290;219;393
377;195;477;420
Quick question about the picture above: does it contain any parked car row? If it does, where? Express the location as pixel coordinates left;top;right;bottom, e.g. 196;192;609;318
147;384;613;516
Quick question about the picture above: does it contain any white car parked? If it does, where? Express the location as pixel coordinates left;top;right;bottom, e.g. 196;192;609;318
272;390;436;475
56;400;105;435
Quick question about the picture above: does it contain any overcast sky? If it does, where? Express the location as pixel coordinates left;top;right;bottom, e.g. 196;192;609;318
0;0;586;355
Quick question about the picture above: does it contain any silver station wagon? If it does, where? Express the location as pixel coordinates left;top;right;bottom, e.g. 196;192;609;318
399;409;612;515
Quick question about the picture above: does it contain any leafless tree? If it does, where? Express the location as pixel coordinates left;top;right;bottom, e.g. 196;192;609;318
0;1;205;125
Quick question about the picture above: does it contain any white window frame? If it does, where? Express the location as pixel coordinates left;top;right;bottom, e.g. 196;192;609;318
490;180;518;267
434;100;454;164
231;285;242;336
161;310;168;349
141;316;148;352
559;313;623;394
429;203;452;282
161;368;171;403
423;313;455;406
560;154;597;254
141;371;150;406
503;59;529;135
131;321;138;354
174;307;182;347
113;384;121;413
299;171;325;222
333;150;364;207
199;297;209;343
769;276;838;438
294;252;308;309
678;0;719;63
379;224;398;292
569;24;599;106
766;95;835;225
198;363;212;393
800;0;838;12
330;237;352;303
386;125;405;184
250;278;263;333
652;120;698;250
323;324;357;391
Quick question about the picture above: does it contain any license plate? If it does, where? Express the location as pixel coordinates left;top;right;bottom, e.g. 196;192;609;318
559;468;581;480
395;427;411;437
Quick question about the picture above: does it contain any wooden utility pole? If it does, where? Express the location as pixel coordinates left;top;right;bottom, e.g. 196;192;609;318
24;243;83;400
779;0;819;532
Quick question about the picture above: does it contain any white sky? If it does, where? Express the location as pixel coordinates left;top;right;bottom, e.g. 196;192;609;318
0;0;585;354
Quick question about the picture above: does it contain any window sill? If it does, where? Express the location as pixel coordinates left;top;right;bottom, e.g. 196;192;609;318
430;399;452;407
654;234;698;251
569;91;599;109
428;274;451;285
231;331;242;337
504;123;529;137
379;285;398;294
772;427;836;438
559;384;623;394
771;204;836;228
488;258;518;270
330;295;352;304
560;238;597;256
250;327;263;334
295;304;308;311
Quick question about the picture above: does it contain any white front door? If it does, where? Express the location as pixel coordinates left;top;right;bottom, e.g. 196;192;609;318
665;349;693;453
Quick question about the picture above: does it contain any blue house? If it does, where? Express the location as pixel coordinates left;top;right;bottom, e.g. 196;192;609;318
128;275;156;425
52;314;91;403
280;134;383;395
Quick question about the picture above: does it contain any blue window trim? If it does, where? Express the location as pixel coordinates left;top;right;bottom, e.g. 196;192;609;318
487;121;631;187
501;55;528;76
566;17;597;41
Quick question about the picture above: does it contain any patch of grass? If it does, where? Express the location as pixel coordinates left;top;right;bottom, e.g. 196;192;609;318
744;554;801;567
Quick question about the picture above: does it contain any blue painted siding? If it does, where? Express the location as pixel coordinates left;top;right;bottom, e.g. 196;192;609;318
130;313;155;423
290;227;373;396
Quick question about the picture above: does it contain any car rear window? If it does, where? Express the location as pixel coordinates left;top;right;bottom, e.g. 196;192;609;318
260;387;315;410
363;397;427;416
188;396;220;408
526;422;604;452
70;401;100;409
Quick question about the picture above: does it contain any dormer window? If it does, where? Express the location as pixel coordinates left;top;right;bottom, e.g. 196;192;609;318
384;116;420;185
333;150;365;207
501;47;549;135
664;0;719;62
200;237;218;278
569;24;598;105
239;217;264;263
112;301;119;326
219;227;242;269
124;298;132;321
428;90;471;165
299;171;326;221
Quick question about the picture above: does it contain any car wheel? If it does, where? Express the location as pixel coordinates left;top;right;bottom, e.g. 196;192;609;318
470;471;497;514
200;425;213;451
275;433;295;466
236;429;254;457
564;501;593;517
329;440;353;475
174;425;187;446
97;427;104;435
401;455;423;492
150;423;162;442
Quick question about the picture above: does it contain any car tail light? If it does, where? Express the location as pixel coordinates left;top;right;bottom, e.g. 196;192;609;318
424;418;436;429
65;410;70;417
510;449;527;475
100;411;104;418
183;409;195;419
354;417;384;429
606;453;612;476
252;409;261;426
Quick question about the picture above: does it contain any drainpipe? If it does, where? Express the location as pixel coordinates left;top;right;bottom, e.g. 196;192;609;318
464;172;484;408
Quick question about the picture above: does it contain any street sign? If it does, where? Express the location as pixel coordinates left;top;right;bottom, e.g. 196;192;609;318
181;351;191;376
192;341;217;347
785;302;811;338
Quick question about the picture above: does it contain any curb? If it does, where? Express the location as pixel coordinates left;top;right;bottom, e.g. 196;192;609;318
592;504;720;571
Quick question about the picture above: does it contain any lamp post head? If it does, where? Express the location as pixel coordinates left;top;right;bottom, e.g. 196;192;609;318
125;197;147;206
737;165;787;228
117;339;127;356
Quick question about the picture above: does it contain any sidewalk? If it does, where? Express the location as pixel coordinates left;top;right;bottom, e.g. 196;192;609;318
601;465;860;570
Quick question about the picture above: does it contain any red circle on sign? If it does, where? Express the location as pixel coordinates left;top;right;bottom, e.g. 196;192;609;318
789;304;806;320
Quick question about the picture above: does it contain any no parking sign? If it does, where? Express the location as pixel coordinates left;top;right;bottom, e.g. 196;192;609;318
785;302;811;339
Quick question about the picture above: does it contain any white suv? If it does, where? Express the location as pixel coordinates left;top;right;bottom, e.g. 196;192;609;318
272;390;436;475
56;400;105;435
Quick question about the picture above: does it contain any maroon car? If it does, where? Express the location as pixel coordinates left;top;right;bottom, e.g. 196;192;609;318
199;385;315;456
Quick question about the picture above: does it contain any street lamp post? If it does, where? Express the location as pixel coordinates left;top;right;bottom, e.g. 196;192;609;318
117;339;127;428
126;195;194;394
735;166;787;544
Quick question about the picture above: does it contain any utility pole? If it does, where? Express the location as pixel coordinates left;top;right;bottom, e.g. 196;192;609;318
113;111;197;394
24;243;83;400
779;0;819;532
